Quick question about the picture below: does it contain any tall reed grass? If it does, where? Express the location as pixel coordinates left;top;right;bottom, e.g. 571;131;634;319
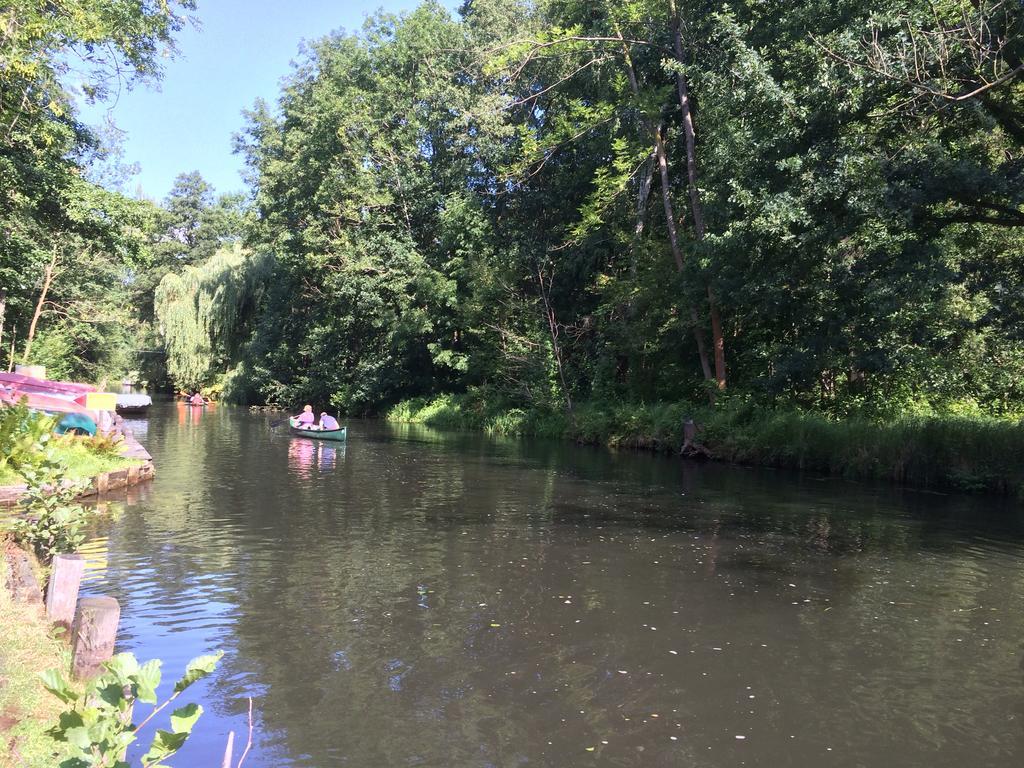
387;395;1024;496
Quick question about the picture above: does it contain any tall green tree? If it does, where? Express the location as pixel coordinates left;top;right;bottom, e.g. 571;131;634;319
136;172;248;323
0;0;195;379
194;0;1024;418
154;243;269;392
232;2;501;411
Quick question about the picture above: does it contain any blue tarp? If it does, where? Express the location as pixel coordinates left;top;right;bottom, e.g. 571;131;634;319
55;412;97;436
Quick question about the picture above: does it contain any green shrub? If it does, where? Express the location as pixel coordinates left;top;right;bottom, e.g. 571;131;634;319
0;401;56;474
42;650;222;767
10;462;91;562
72;432;125;458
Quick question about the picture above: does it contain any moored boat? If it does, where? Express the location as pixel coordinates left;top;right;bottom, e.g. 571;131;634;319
116;393;152;414
0;392;98;434
288;417;347;441
0;371;94;396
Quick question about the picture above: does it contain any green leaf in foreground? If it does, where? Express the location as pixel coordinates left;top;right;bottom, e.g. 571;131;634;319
135;658;163;704
173;650;223;693
169;702;203;734
40;668;78;704
104;652;140;679
141;729;189;766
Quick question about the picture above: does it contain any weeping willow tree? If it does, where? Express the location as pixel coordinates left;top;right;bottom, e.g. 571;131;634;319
154;243;270;392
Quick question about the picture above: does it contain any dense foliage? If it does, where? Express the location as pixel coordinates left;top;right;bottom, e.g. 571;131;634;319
5;0;1024;425
11;461;91;561
0;0;197;383
220;0;1024;417
0;399;55;474
1;402;97;560
154;243;268;392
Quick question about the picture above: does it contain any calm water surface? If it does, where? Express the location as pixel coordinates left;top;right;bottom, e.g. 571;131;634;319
80;403;1024;766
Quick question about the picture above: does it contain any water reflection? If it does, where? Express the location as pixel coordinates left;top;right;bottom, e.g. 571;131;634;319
287;438;345;478
287;438;316;478
81;407;1024;768
319;444;339;471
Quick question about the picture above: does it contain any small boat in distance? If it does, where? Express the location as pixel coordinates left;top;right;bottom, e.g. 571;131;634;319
116;393;152;415
183;393;209;407
288;417;347;442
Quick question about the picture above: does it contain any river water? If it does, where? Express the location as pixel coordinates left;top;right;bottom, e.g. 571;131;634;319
78;403;1024;767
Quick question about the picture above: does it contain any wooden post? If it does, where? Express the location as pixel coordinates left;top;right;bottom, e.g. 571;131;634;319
46;553;85;629
682;418;697;451
221;731;235;768
71;596;120;679
4;547;42;604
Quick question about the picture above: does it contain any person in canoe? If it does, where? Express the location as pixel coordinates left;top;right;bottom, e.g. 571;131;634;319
189;392;206;406
294;404;317;429
319;412;340;431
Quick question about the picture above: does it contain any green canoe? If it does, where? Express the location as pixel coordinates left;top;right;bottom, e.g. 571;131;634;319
288;417;347;442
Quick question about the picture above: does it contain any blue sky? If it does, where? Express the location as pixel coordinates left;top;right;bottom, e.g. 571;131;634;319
77;1;459;203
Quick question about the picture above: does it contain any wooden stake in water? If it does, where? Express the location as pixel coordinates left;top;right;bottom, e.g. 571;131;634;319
46;553;85;630
221;731;235;768
71;596;120;679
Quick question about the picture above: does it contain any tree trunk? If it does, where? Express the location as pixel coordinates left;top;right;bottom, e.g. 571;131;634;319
669;4;705;240
633;153;655;247
622;155;656;382
537;263;573;414
708;287;725;389
23;248;58;364
0;288;6;359
669;0;726;390
653;124;714;382
615;27;714;383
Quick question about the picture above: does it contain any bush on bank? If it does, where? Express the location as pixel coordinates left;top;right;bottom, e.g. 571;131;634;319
386;394;1024;496
0;402;142;487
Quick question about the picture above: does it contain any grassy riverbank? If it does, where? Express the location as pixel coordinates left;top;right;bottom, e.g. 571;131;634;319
387;395;1024;496
0;442;143;487
0;548;70;767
